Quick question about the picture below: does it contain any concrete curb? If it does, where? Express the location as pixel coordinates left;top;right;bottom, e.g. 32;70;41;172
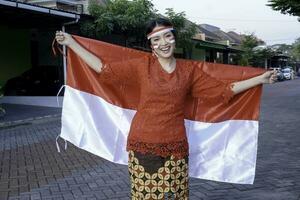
0;114;61;128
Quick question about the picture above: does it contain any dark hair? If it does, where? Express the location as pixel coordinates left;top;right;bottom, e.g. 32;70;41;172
145;18;176;46
146;18;174;35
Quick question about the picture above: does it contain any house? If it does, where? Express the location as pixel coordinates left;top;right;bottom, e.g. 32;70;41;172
227;31;244;46
191;24;243;64
269;45;291;68
24;0;106;14
0;0;87;106
0;0;246;107
22;1;245;65
199;24;243;46
197;25;221;42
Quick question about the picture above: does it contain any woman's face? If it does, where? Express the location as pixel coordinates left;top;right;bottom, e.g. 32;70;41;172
149;26;176;59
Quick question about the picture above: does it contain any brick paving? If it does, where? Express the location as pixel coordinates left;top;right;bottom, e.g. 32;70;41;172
0;78;300;200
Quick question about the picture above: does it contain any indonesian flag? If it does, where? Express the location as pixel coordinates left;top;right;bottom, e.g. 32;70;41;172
59;35;265;184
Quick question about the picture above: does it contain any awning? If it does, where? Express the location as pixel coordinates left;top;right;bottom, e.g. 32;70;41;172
193;39;243;53
0;0;81;28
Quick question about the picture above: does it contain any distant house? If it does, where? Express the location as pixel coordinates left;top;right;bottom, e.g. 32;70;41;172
269;45;291;68
252;44;294;69
199;24;243;46
270;54;290;68
196;25;221;42
190;24;243;64
227;31;245;46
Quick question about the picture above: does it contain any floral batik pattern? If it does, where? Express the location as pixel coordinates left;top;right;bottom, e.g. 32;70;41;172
128;151;189;200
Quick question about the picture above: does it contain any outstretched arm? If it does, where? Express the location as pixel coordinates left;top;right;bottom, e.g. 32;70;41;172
55;31;103;73
231;70;277;95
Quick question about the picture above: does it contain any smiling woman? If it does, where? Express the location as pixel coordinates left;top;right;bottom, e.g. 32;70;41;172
146;18;177;74
55;17;276;200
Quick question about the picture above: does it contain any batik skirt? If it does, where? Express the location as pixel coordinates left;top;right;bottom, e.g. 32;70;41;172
128;150;189;200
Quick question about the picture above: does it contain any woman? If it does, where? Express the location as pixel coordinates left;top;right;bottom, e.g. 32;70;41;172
55;18;276;200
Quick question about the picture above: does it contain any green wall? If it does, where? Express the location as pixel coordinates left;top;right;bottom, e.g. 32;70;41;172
174;46;206;61
0;25;31;87
191;47;206;61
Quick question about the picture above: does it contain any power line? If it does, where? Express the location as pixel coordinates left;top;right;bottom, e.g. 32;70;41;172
264;38;298;42
190;17;297;23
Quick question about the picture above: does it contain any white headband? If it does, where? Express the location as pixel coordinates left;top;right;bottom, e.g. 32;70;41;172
147;27;174;40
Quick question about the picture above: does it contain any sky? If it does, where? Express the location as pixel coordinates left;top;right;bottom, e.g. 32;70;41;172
151;0;300;45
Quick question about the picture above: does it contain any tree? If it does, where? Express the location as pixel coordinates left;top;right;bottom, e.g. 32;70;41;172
270;40;300;66
267;0;300;17
80;0;197;57
237;34;264;66
290;38;300;62
235;33;276;67
165;8;197;58
81;0;156;47
252;48;275;68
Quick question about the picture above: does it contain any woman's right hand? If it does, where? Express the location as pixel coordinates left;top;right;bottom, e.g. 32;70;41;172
55;31;103;72
55;31;74;46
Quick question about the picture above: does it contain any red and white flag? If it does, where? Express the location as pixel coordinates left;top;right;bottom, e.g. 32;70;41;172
59;35;265;184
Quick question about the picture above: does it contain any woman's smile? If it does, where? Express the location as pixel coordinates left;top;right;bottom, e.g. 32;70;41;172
159;45;171;53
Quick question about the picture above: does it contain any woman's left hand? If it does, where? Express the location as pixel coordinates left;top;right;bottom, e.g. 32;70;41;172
260;70;277;84
232;69;277;95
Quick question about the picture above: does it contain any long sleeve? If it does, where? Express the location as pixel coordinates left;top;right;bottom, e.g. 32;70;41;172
190;64;234;104
98;55;148;85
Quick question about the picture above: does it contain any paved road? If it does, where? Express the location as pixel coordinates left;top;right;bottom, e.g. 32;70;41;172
0;78;300;200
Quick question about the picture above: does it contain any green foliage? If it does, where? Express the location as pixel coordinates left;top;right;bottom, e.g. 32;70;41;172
241;34;262;50
165;8;197;58
81;0;156;45
252;48;275;67
80;0;197;55
238;35;300;67
275;44;292;54
267;0;300;16
269;39;300;65
290;38;300;62
237;34;260;66
237;33;273;67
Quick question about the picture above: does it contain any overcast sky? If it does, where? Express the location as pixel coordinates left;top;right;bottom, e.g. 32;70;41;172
151;0;300;45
